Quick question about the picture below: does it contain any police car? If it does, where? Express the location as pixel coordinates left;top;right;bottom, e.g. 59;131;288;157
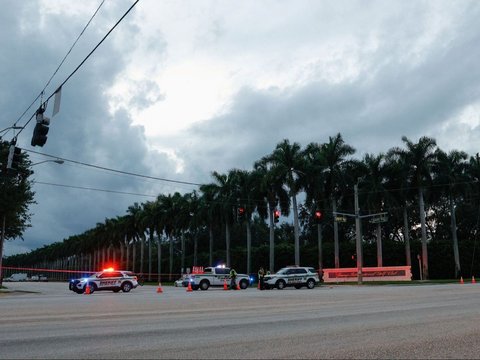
263;266;320;290
69;268;139;294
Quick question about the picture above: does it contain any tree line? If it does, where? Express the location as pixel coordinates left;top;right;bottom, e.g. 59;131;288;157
4;133;480;281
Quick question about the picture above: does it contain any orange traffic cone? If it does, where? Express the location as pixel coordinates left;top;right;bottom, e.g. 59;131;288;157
472;276;476;284
257;280;260;290
223;279;229;290
237;283;241;290
187;281;193;292
460;276;464;284
156;282;163;293
85;284;91;295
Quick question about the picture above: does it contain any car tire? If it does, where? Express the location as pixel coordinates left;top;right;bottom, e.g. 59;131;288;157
239;279;249;289
87;283;96;294
199;280;210;291
306;279;316;289
121;282;133;293
276;280;286;290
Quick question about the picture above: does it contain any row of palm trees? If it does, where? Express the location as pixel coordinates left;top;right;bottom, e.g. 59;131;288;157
5;133;480;280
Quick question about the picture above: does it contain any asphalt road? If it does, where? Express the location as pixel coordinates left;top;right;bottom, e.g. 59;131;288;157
1;281;480;359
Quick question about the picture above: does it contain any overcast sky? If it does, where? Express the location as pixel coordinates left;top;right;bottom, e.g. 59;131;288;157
2;0;480;256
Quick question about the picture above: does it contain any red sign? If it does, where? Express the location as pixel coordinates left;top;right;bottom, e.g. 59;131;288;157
323;266;411;282
192;266;204;274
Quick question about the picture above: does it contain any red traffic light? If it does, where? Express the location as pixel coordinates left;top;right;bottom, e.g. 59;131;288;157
238;207;245;215
314;210;322;219
274;209;280;223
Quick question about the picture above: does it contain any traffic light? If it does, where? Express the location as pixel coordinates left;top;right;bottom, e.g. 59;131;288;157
31;107;50;147
274;209;280;223
237;207;245;221
314;210;323;224
7;142;21;170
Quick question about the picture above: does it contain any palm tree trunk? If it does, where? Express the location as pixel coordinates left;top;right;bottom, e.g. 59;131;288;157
157;236;162;283
132;241;137;273
148;230;153;282
140;234;145;276
450;195;461;278
226;222;231;267
332;198;340;268
209;225;214;266
102;247;106;269
120;245;124;270
169;236;173;281
246;218;252;274
292;193;300;266
419;187;429;280
376;223;383;267
193;232;198;266
181;234;185;273
317;223;323;273
268;205;275;273
403;206;411;267
125;242;130;270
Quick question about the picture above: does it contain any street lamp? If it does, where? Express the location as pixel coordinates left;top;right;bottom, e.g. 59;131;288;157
31;159;64;167
0;126;23;141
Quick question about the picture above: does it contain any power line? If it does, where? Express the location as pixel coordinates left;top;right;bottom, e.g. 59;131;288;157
24;148;203;187
34;181;157;198
13;0;140;139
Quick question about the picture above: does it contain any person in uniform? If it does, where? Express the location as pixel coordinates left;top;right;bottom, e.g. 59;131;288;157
258;267;265;290
229;268;238;290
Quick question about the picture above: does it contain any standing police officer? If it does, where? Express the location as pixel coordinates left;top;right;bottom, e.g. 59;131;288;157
258;267;265;290
229;268;238;290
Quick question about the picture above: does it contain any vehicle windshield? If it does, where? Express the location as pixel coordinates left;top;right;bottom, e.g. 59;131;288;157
276;268;289;275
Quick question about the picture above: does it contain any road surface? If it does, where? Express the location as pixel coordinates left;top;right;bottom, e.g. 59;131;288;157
1;281;479;358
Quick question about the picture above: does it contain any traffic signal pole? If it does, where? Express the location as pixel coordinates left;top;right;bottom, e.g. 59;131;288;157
333;185;387;285
354;184;363;284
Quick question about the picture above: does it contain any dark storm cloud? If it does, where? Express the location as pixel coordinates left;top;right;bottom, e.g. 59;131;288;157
1;1;174;255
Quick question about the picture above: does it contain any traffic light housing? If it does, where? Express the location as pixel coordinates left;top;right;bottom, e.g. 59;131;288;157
7;144;21;170
314;210;323;224
31;107;50;147
237;206;245;221
274;209;280;223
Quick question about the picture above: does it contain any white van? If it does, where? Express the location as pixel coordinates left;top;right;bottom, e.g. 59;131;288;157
4;273;28;282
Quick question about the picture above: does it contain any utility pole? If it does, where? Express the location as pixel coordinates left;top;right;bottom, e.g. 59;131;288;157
354;184;363;284
333;183;387;285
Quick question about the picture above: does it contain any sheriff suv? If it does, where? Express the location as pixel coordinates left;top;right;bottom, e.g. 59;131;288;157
69;269;139;294
263;266;319;290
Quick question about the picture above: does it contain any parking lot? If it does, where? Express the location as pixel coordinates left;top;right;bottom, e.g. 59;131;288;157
1;281;480;359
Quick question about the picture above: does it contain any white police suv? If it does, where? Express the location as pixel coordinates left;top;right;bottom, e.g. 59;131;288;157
263;266;320;290
69;268;139;294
